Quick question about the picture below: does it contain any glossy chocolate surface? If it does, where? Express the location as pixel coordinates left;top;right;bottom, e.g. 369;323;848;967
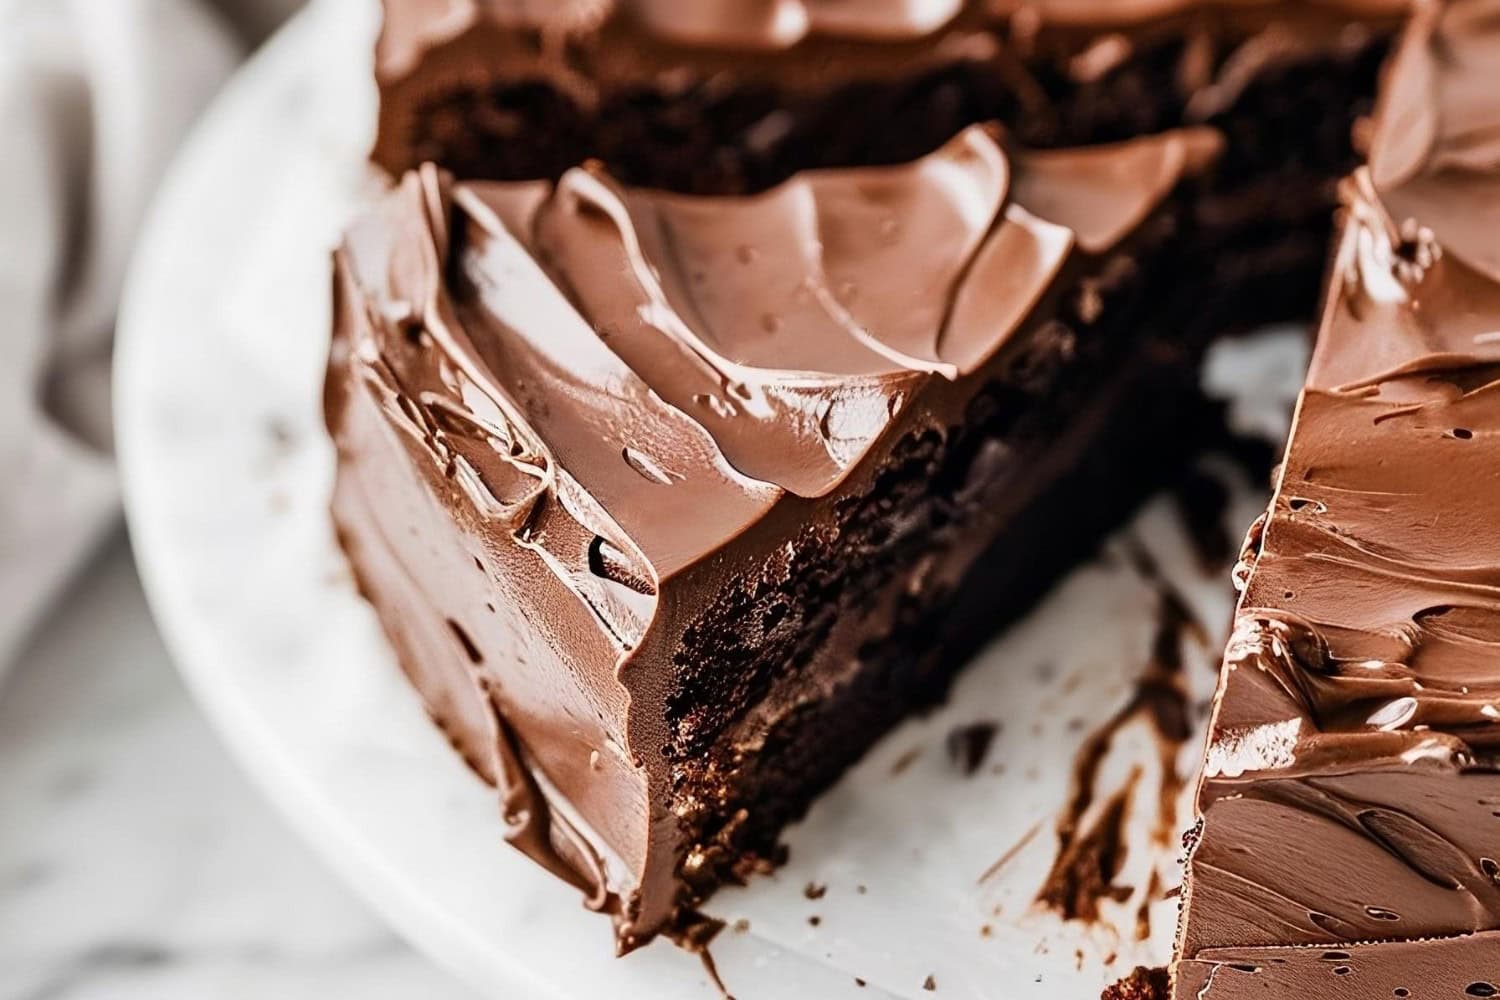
1174;1;1500;993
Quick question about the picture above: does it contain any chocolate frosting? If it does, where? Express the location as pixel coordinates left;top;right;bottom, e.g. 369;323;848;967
328;123;1215;947
346;125;1215;578
1174;0;1500;993
513;126;1027;500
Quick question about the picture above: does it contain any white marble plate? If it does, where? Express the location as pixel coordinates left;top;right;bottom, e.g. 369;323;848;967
115;2;1306;997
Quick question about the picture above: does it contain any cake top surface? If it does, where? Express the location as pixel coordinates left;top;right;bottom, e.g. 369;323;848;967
336;125;1216;645
1208;0;1500;778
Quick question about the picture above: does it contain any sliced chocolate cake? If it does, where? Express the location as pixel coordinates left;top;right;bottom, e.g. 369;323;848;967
326;124;1226;948
1174;0;1500;995
333;0;1500;977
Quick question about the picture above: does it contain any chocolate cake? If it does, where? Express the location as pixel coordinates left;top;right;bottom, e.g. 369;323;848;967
1173;1;1500;995
332;0;1500;984
327;123;1226;949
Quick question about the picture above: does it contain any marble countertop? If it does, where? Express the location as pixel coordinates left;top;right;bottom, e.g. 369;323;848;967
0;532;475;1000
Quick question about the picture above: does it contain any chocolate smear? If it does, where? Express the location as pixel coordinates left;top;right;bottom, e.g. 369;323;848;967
890;746;923;776
1035;768;1141;921
667;912;734;1000
1035;544;1207;923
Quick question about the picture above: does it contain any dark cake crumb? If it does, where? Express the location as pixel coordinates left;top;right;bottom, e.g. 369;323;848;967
923;974;937;991
662;197;1212;905
890;747;923;776
1101;966;1170;1000
803;882;827;900
945;721;1000;776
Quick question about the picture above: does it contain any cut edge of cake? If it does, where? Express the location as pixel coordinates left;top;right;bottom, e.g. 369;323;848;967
1173;0;1500;994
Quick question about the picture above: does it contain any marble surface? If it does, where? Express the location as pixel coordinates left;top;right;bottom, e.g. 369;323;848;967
0;533;474;1000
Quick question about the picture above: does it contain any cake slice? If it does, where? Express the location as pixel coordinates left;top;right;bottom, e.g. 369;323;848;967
1174;0;1500;994
326;124;1224;949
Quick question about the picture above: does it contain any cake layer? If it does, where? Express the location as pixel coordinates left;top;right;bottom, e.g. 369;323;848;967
1174;0;1500;993
326;124;1220;948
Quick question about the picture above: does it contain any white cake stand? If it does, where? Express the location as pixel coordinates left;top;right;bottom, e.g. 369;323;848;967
115;2;1304;996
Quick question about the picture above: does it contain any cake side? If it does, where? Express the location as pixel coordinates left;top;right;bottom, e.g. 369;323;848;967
1173;1;1500;993
326;125;1224;948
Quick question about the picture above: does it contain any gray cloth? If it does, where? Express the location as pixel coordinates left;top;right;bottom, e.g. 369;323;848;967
0;0;301;675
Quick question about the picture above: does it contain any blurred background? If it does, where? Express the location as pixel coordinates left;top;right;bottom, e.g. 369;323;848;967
0;1;471;996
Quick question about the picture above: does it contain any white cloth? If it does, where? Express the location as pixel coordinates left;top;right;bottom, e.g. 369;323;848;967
0;0;296;676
